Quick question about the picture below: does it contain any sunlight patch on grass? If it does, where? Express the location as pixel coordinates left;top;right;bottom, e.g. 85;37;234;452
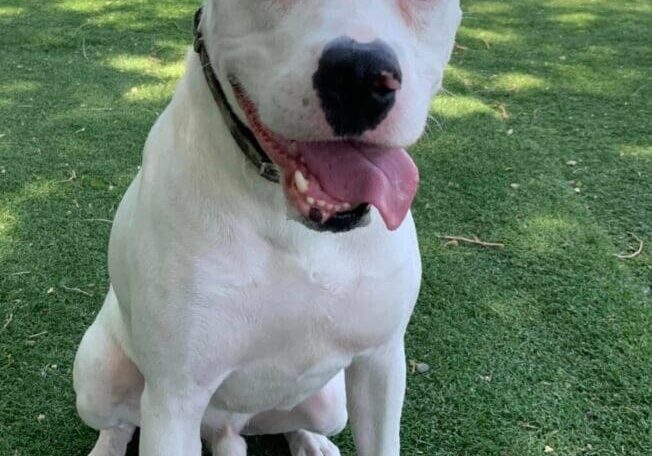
123;82;177;104
0;81;41;109
107;54;185;80
460;27;519;46
487;294;540;323
555;12;598;27
546;0;599;7
0;210;17;263
0;207;17;240
618;145;652;160
431;94;498;120
0;80;42;96
18;180;61;201
467;1;510;14
444;65;481;90
147;4;196;20
55;0;107;13
0;180;59;252
555;64;645;95
0;6;24;17
519;215;577;255
77;1;194;30
88;11;149;30
491;73;547;92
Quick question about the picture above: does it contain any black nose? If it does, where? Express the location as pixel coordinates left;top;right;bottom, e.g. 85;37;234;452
313;37;402;137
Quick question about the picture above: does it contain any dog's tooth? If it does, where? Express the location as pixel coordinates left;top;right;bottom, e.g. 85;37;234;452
334;204;342;212
294;170;309;194
317;200;326;208
327;204;334;211
306;196;315;205
342;203;351;210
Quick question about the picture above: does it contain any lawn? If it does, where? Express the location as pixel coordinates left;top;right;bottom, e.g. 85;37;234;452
0;0;650;455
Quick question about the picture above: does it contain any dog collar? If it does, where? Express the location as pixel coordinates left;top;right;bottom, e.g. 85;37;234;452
193;8;281;183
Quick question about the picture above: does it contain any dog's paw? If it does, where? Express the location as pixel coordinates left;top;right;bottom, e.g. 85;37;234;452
287;430;341;456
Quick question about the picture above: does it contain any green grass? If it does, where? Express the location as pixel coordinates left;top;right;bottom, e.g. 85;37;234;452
0;0;650;455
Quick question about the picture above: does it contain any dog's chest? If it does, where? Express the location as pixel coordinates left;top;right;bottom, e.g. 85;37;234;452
208;251;415;413
193;221;421;412
199;232;416;343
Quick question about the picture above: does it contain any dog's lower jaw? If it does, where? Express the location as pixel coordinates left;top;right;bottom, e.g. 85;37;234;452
300;203;371;233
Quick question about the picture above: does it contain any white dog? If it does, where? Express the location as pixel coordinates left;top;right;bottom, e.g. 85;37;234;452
73;1;461;455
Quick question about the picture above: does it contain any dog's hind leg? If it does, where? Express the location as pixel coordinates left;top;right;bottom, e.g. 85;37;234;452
74;286;144;456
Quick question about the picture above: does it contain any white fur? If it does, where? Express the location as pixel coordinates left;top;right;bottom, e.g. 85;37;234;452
73;1;461;455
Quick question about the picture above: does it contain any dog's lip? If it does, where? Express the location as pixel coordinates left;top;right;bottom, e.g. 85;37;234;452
303;203;371;233
230;81;420;231
231;83;365;225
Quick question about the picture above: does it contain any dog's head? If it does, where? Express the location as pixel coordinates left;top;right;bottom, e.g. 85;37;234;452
202;0;462;232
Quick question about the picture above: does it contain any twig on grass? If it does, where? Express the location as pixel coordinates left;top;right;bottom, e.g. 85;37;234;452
630;85;646;97
84;218;113;224
497;103;510;120
82;37;88;60
28;331;48;339
437;235;505;249
519;422;538;430
61;285;93;297
2;313;13;331
615;232;644;260
5;271;31;277
57;169;77;183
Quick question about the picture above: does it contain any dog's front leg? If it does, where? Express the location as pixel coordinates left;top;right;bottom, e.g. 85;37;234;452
139;382;214;455
346;338;406;456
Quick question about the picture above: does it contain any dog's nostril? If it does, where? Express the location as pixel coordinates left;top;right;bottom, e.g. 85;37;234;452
313;37;402;137
372;71;402;96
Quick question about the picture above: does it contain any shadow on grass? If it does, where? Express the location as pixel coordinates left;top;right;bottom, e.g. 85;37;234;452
0;0;650;455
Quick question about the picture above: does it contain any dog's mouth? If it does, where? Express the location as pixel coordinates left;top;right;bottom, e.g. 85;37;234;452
232;85;419;232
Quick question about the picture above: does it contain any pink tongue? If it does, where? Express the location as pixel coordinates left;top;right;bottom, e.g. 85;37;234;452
298;142;419;231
